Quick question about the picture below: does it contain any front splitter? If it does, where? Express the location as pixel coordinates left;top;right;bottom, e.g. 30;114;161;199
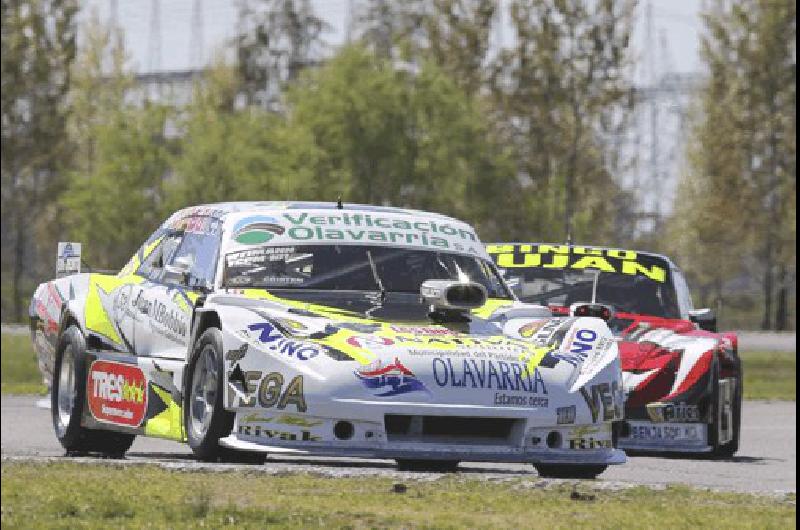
219;435;626;465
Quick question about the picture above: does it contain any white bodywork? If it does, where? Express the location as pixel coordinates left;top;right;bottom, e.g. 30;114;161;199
30;202;626;465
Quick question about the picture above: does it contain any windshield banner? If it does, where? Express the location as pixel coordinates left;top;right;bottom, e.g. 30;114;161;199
487;244;668;283
225;210;486;257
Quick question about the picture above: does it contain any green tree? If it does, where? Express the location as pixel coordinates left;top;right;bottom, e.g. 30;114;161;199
283;45;517;238
236;0;327;109
60;16;173;269
166;60;320;209
490;0;635;245
1;0;77;321
669;0;796;329
62;103;174;269
418;0;497;95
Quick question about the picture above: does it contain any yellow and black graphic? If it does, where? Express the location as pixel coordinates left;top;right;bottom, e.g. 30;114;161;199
84;274;143;349
143;383;186;441
231;370;307;413
237;289;536;369
488;244;668;283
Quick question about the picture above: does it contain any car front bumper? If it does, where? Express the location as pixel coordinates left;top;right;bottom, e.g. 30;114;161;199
617;420;710;453
219;434;627;465
220;409;626;466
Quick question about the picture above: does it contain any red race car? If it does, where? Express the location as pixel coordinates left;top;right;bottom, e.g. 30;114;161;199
487;243;741;457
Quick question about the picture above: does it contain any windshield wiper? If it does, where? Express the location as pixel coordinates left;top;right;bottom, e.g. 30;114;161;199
364;250;388;319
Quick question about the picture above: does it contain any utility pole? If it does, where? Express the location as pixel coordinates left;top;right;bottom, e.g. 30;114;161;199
345;0;355;43
109;0;119;31
646;0;659;230
147;0;162;99
189;0;204;69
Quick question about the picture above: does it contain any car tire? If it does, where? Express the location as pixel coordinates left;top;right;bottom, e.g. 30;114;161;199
184;327;235;462
52;325;136;457
396;459;460;472
534;464;608;479
710;357;741;458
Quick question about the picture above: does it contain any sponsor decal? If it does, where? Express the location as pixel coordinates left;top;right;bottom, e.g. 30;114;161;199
431;357;548;396
87;360;147;427
488;244;668;283
595;336;615;353
355;358;429;397
518;320;547;339
391;334;535;353
225;343;248;363
568;425;612;449
233;215;286;245
183;216;221;236
280;212;478;252
552;328;597;367
346;335;395;349
240;413;323;428
526;318;575;348
273;414;324;428
132;291;188;342
493;393;549;407
647;402;701;423
580;381;624;422
248;322;321;361
628;423;703;442
237;424;320;441
569;437;613;449
231;370;307;412
241;413;274;424
557;405;577;425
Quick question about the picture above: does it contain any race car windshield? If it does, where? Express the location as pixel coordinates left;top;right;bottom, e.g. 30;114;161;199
502;268;680;319
222;245;511;299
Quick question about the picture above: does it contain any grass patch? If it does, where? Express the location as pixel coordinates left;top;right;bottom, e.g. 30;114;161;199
1;331;795;400
1;461;795;529
1;333;46;395
740;350;796;401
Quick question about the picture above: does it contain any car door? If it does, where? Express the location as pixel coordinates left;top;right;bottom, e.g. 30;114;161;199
133;216;222;359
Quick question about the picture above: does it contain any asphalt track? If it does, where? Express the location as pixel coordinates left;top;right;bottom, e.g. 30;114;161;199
1;395;794;494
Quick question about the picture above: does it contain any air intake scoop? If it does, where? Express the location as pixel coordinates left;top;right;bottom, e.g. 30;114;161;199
421;280;487;322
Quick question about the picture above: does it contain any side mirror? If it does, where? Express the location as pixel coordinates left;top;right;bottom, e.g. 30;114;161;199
163;256;193;285
689;308;717;332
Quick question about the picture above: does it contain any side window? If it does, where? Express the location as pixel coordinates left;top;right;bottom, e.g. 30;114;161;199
672;267;694;319
166;218;221;289
138;232;183;280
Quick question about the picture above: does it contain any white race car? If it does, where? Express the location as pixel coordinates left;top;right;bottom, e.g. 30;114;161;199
30;202;625;477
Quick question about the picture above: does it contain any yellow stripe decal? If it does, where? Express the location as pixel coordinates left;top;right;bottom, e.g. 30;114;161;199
144;385;186;441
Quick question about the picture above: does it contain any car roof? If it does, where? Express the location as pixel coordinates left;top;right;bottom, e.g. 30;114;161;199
487;242;677;268
175;201;466;224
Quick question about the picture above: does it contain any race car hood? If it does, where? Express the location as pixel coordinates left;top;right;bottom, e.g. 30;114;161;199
616;322;722;408
209;289;622;413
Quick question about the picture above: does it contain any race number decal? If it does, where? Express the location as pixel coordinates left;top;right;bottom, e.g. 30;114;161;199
86;360;147;427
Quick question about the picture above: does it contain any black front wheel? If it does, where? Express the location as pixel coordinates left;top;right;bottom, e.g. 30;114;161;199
184;327;235;462
52;325;135;457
